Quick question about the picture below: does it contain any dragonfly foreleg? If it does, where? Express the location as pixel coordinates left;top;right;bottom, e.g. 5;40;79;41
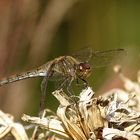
77;76;89;88
57;76;71;89
66;77;75;96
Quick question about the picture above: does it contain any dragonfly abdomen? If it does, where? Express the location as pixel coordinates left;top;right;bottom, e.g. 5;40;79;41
0;74;27;86
0;69;46;86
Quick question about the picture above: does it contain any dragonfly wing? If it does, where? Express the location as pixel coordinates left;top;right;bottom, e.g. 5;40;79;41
71;47;92;62
91;48;126;68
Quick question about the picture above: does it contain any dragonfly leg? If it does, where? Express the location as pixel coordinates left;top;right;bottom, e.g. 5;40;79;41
75;78;84;86
57;76;74;96
57;77;68;89
67;77;76;96
78;77;89;87
40;77;48;115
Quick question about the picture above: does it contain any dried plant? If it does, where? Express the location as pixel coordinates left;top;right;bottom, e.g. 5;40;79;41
1;66;140;140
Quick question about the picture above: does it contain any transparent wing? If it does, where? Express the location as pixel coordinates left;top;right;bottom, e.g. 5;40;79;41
72;47;92;62
90;48;126;68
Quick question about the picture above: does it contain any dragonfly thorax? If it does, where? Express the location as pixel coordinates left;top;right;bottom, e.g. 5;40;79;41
76;62;91;79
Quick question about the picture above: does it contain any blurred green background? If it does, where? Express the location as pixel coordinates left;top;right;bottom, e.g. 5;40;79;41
0;0;140;119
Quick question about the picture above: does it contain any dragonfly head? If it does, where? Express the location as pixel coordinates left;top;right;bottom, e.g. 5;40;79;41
76;62;91;79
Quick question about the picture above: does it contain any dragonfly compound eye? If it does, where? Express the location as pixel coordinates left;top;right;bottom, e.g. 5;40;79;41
79;62;91;71
77;62;91;79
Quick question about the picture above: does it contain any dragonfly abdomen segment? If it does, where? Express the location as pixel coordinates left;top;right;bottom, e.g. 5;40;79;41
0;69;47;86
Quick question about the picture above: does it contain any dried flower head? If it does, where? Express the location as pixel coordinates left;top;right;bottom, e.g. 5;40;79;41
1;66;140;140
22;66;140;140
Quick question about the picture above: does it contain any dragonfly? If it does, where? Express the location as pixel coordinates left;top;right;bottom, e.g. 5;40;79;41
0;48;125;111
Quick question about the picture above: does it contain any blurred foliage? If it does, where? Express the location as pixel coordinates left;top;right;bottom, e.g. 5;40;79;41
0;0;140;119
